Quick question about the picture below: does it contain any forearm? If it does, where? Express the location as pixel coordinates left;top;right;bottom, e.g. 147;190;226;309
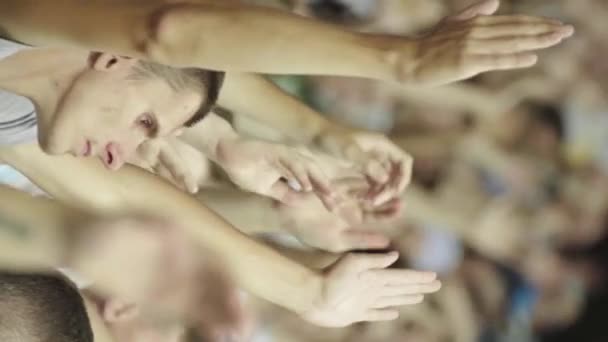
396;83;509;120
0;144;321;314
219;73;335;143
0;185;74;271
0;1;399;79
265;240;340;270
196;188;282;234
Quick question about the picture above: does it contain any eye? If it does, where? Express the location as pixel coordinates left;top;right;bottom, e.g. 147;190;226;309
137;113;157;136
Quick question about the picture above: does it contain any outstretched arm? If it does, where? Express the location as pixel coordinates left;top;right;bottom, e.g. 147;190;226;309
0;143;440;327
0;185;73;270
0;143;320;314
0;0;572;86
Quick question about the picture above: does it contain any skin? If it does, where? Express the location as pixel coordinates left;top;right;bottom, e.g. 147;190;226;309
0;0;573;84
0;49;203;169
0;0;575;329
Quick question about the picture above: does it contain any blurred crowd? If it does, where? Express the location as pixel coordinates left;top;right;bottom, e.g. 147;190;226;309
235;1;608;341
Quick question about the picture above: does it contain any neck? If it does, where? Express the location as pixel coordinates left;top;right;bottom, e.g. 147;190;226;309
0;48;88;134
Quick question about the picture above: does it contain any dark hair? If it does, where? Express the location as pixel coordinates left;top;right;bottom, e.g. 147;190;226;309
131;61;225;128
308;0;370;25
0;272;94;342
183;68;225;128
526;101;565;142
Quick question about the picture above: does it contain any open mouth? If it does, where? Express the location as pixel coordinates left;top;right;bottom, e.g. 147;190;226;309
106;150;114;166
83;140;92;157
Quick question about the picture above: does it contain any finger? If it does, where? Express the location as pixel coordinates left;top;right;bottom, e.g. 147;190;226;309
366;178;387;201
333;177;370;198
370;161;401;206
365;158;391;185
467;31;567;54
340;231;391;251
373;295;424;309
471;52;538;73
474;15;565;26
345;252;399;272
158;145;197;193
136;140;161;166
396;156;413;193
154;163;184;190
371;269;437;285
364;198;402;222
468;23;572;39
362;309;400;322
308;166;337;211
447;0;499;22
267;181;304;205
280;158;312;192
381;281;443;296
308;165;333;196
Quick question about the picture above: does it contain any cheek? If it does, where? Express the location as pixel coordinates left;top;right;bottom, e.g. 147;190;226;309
112;131;148;163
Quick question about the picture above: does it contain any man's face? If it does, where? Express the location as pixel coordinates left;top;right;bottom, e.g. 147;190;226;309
41;53;204;170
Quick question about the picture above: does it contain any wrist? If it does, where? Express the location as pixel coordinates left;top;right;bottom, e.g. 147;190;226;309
364;34;420;84
296;270;326;319
314;123;359;159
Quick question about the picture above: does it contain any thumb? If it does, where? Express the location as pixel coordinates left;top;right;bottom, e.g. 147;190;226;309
266;181;306;206
448;0;500;22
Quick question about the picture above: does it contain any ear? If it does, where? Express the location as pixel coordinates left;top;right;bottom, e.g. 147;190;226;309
89;52;139;72
102;298;140;323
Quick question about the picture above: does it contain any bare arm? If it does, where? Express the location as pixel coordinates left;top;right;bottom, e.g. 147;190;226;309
0;185;73;270
196;187;282;235
0;144;321;315
0;0;573;86
218;72;334;144
0;0;392;80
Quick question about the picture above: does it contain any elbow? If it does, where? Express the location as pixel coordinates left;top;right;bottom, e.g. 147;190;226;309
140;3;212;66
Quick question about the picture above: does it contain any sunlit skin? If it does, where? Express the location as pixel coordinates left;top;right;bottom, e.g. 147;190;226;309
0;49;204;170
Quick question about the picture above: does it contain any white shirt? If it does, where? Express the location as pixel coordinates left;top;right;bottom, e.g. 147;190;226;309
0;38;38;146
0;38;43;195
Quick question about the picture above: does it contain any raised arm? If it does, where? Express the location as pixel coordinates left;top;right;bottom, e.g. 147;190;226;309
0;0;573;86
0;185;72;271
0;143;321;314
0;143;440;327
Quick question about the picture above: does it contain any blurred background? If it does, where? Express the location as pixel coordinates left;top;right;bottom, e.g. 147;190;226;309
236;1;608;341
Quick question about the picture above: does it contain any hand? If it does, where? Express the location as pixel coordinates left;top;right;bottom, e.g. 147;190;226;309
129;137;210;193
390;0;574;86
303;252;441;327
277;190;401;252
216;137;339;210
317;126;413;206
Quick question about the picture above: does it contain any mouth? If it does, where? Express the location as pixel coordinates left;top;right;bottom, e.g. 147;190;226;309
101;142;123;170
105;149;114;165
81;140;92;157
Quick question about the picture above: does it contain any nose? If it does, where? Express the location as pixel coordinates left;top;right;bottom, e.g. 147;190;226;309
101;142;126;171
